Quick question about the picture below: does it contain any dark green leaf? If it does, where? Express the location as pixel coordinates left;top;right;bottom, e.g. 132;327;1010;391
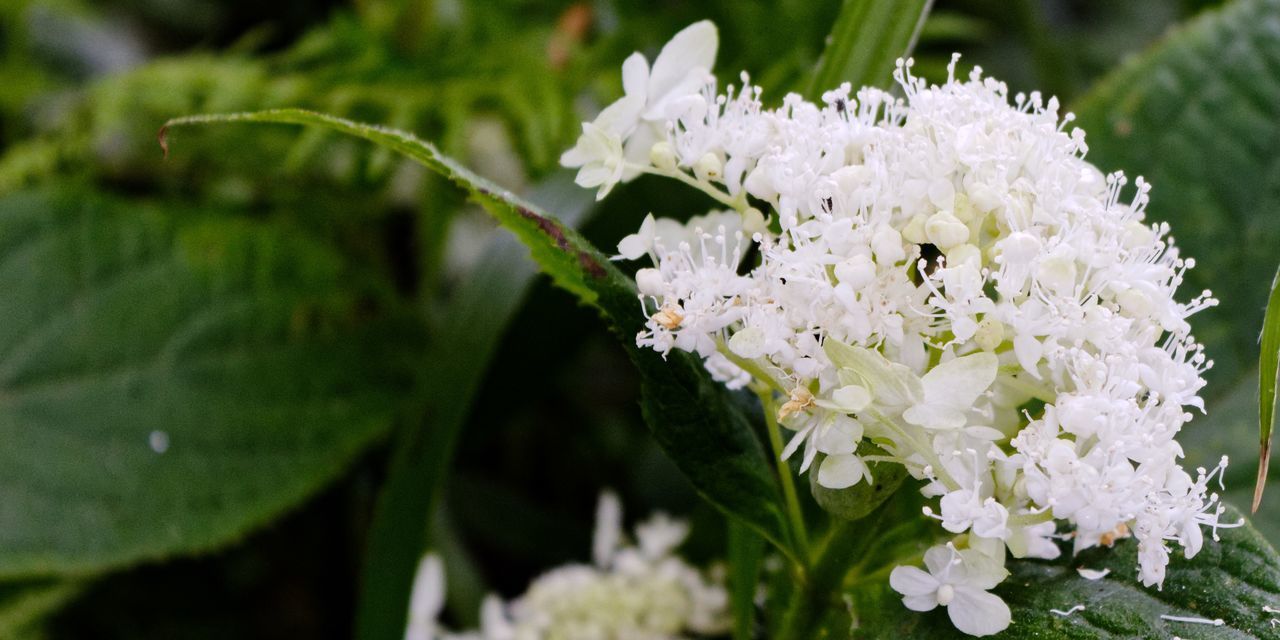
0;187;420;576
161;109;799;563
805;0;934;97
851;504;1280;639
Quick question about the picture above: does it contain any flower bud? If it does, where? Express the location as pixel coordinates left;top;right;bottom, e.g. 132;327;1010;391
649;141;678;172
974;317;1005;351
902;215;929;244
1037;255;1078;295
635;268;666;297
871;225;906;264
998;231;1041;264
1121;220;1154;250
945;243;982;269
1117;287;1153;317
834;254;876;289
925;211;970;250
694;153;722;182
742;207;768;235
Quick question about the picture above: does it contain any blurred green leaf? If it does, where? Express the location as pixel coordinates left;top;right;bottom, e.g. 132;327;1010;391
0;579;84;638
161;108;800;562
805;0;934;97
851;504;1280;639
0;187;420;576
354;174;595;640
1257;265;1280;511
727;520;765;640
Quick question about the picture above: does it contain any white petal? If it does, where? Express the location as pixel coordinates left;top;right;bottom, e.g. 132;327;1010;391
1013;333;1043;378
923;545;956;576
958;549;1009;590
592;491;623;567
903;403;967;430
728;327;767;359
817;453;869;489
1076;567;1110;580
903;594;940;612
621;52;649;98
575;165;612;189
780;424;812;460
407;553;445;627
890;565;940;598
648;21;717;101
616;232;648;260
832;385;872;411
947;587;1011;637
593;94;645;137
921;352;998;409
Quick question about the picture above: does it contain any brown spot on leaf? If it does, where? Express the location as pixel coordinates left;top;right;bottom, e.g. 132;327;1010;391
513;204;606;279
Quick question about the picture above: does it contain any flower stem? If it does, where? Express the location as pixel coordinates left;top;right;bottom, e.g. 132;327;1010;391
776;518;870;640
632;163;746;212
758;390;810;555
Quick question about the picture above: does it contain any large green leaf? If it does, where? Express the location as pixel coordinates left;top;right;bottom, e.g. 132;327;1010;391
353;176;596;640
1073;0;1280;392
161;110;798;562
852;505;1280;639
0;187;420;576
804;0;934;97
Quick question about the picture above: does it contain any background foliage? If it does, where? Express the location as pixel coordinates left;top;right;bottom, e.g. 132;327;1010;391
3;0;1278;638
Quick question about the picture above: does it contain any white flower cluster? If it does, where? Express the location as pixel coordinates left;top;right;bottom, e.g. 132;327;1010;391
407;492;729;640
562;21;1238;637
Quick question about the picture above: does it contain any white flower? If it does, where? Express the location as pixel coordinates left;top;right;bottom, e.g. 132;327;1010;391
560;21;718;199
405;554;447;640
574;28;1230;635
890;545;1012;637
559;120;628;200
432;492;730;640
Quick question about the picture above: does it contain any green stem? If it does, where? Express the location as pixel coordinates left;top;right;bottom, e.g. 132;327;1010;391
717;340;788;395
632;163;746;212
759;391;810;555
776;518;870;640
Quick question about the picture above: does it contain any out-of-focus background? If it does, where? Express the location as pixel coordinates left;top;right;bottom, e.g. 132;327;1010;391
2;0;1270;637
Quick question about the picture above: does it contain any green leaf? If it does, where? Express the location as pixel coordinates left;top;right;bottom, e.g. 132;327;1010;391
851;504;1280;639
809;452;908;522
160;109;798;562
0;580;85;637
0;187;420;576
1073;0;1280;393
1257;265;1280;511
727;520;765;640
353;175;596;640
804;0;934;97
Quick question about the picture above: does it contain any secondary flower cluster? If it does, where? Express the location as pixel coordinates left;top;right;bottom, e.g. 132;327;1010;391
407;492;729;640
562;21;1235;637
